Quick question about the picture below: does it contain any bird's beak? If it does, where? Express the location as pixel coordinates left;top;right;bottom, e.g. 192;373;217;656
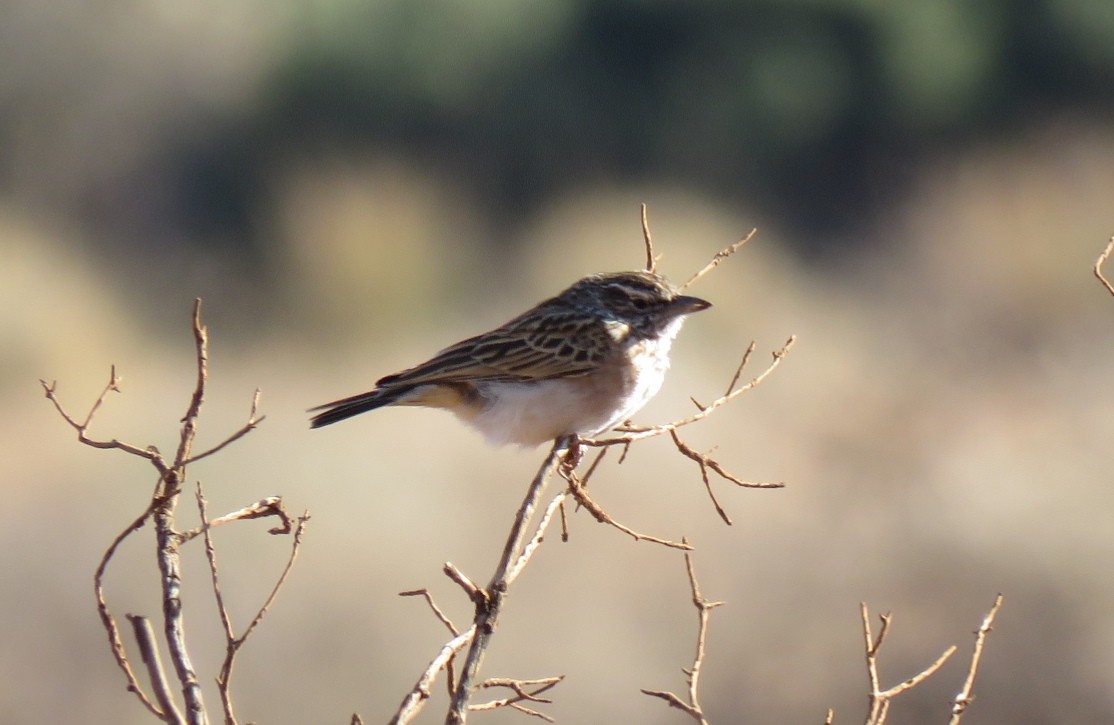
670;295;712;316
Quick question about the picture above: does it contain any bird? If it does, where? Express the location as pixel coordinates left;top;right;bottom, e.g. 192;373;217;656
309;270;711;446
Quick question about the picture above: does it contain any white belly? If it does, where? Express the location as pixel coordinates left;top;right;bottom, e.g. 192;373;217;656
461;316;685;446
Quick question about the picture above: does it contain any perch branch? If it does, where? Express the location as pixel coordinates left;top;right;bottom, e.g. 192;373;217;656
444;439;569;724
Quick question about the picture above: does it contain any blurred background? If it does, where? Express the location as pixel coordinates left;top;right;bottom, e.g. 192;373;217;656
3;0;1114;722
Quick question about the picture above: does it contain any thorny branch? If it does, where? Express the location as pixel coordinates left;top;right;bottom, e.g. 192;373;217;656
43;298;295;725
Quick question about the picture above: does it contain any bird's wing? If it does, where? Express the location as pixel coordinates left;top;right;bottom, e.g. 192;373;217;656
376;299;615;387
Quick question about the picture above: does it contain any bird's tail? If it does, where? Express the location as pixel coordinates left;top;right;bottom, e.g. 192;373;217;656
309;387;408;428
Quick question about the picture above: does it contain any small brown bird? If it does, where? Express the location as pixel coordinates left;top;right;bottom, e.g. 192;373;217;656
309;270;710;446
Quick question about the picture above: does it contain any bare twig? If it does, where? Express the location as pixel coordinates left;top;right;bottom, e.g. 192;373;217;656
860;603;957;725
185;390;265;466
401;589;461;637
93;504;163;719
40;369;167;463
949;594;1004;724
443;562;484;604
681;228;758;290
179;496;292;543
506;490;570;582
641;203;659;273
642;541;723;724
127;615;185;725
668;429;783;525
562;467;692;550
203;490;309;725
1096;237;1114;297
471;677;565;721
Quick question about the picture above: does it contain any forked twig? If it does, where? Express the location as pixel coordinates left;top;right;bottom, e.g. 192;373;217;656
198;482;310;724
471;677;565;721
860;603;957;725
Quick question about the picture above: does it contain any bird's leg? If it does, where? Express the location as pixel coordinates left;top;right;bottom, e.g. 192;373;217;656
558;435;583;474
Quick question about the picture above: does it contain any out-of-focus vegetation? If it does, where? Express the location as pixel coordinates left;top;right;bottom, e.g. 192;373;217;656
5;0;1114;267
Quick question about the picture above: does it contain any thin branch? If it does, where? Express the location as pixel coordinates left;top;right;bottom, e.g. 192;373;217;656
563;468;692;550
94;503;164;719
506;490;570;582
184;390;265;466
233;513;309;643
179;497;292;544
471;677;565;721
400;589;461;637
641;203;660;273
201;479;309;725
1095;237;1114;297
174;298;208;467
681;228;758;290
39;371;168;466
443;563;484;604
197;485;236;641
127;615;185;725
641;542;722;724
949;594;1004;724
391;626;478;725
